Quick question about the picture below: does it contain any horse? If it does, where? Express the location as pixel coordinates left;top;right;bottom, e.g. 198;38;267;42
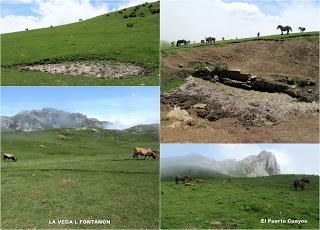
175;176;191;184
176;39;187;47
171;41;175;47
257;32;260;37
293;178;309;191
133;147;157;160
205;37;215;44
3;153;17;161
201;39;205;45
298;27;306;32
277;25;292;35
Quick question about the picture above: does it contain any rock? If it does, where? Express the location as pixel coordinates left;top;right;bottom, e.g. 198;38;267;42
193;103;207;110
308;89;312;93
167;121;181;128
166;106;194;124
178;64;183;68
41;199;48;204
196;109;209;118
184;183;194;186
210;221;222;226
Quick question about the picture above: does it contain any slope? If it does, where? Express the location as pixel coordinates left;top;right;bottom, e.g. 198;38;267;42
1;1;160;86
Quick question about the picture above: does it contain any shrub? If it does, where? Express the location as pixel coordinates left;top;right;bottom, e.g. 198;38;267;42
193;63;210;79
123;15;128;18
296;79;309;87
150;8;160;14
118;10;124;14
211;63;228;77
126;23;134;28
148;4;153;8
139;12;145;17
129;11;137;17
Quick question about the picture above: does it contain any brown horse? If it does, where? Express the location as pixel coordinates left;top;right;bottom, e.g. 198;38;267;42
293;178;309;191
277;25;292;35
175;176;191;184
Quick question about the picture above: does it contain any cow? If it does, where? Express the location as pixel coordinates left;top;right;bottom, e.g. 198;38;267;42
293;178;309;191
175;175;191;184
298;27;306;32
3;153;17;161
133;147;157;160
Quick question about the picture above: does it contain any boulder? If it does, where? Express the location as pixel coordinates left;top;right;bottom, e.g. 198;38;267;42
166;106;194;124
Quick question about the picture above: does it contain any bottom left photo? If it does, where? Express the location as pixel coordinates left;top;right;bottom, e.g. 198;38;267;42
1;86;160;229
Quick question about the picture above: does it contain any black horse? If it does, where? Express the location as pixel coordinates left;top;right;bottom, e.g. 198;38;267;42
293;178;309;191
175;176;191;184
176;39;187;47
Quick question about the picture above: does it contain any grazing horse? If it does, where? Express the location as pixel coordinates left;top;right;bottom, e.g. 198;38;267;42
171;41;175;47
133;147;157;160
205;37;215;44
176;39;187;47
3;153;17;161
175;176;191;184
293;178;309;191
298;27;306;32
277;25;292;35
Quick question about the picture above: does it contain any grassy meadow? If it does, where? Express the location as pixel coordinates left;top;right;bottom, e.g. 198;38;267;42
1;128;159;229
161;175;319;229
1;1;160;86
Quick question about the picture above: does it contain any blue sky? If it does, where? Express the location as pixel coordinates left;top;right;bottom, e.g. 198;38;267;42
1;86;160;128
161;0;320;41
160;144;320;174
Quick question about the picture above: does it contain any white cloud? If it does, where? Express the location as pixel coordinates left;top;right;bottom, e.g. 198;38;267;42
1;0;156;33
161;0;320;41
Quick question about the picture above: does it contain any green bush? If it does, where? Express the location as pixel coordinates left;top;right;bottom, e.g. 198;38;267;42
126;23;134;28
211;63;228;76
129;12;137;17
193;63;210;79
150;8;160;14
123;15;128;18
139;12;145;17
296;79;309;87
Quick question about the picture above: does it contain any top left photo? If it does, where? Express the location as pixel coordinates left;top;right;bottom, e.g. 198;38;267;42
1;0;160;86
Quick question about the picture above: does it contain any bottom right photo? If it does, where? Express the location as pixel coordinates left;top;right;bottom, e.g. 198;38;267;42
160;144;319;229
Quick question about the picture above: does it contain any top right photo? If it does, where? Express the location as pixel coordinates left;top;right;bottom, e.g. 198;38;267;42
160;0;320;143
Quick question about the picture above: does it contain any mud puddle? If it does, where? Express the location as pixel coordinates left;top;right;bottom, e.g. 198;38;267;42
17;61;148;79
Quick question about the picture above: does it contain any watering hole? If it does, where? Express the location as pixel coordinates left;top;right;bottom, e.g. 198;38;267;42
17;61;149;79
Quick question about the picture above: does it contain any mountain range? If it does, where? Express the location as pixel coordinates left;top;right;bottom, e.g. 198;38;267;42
1;108;158;132
161;151;280;178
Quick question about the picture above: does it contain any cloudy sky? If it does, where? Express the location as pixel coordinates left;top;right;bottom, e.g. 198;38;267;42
1;87;160;129
0;0;155;33
161;0;320;41
161;144;320;175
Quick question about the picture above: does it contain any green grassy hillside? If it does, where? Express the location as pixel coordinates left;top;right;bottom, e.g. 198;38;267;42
1;1;159;86
162;31;319;54
1;128;159;229
161;175;319;229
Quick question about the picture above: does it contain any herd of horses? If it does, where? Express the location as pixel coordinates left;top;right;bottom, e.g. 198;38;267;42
174;175;311;191
171;25;307;47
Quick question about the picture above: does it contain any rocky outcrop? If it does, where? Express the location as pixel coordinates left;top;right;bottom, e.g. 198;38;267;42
1;108;109;132
161;151;280;178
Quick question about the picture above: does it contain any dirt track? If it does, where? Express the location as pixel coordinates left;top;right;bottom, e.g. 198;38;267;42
161;37;319;143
